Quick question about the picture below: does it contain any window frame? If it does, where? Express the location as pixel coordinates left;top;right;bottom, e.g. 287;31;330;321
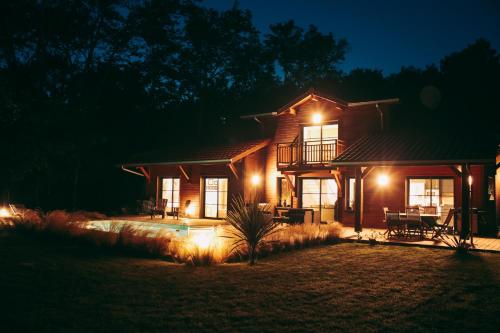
162;177;180;213
277;177;293;207
202;177;229;219
406;176;455;209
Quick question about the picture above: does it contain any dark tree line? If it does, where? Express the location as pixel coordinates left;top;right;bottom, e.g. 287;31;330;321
1;0;499;212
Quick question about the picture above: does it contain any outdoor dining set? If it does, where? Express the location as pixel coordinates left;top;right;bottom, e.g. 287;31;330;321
384;206;454;240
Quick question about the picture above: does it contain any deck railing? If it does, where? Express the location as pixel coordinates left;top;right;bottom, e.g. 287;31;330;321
276;139;344;168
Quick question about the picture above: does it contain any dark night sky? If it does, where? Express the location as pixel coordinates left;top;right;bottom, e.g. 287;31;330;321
202;0;500;74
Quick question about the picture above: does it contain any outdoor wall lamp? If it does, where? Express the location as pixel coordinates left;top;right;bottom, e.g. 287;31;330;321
377;174;389;187
251;174;261;186
312;113;322;124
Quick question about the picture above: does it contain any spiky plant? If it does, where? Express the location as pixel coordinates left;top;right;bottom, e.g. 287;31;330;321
226;195;279;265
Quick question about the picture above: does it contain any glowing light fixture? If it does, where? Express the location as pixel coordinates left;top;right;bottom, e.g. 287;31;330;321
251;174;261;186
190;230;215;250
0;207;10;218
468;175;473;186
312;113;322;124
186;204;195;217
377;174;389;186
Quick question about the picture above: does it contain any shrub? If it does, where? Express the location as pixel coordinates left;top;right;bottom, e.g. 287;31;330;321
226;196;280;265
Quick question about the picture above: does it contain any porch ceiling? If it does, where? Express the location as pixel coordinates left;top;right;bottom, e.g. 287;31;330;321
331;132;496;166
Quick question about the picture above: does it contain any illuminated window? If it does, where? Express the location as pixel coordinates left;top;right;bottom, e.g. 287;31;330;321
407;178;454;216
346;178;356;210
162;178;180;212
301;178;338;223
302;124;339;163
204;178;228;218
278;177;293;207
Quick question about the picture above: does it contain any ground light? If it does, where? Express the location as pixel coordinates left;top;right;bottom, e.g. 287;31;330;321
0;207;10;217
377;174;389;186
189;229;216;250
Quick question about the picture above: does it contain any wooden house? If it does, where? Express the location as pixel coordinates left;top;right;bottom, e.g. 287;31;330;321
122;89;498;234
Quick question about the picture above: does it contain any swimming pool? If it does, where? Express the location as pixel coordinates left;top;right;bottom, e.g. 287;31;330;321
85;219;214;238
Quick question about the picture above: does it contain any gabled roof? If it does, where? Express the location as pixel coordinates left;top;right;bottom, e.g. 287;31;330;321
276;88;348;115
332;132;496;166
122;139;270;167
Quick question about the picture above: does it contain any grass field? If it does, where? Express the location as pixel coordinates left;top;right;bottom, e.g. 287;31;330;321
1;231;499;332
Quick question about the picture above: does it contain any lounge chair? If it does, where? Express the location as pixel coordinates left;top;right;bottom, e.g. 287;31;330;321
432;208;455;240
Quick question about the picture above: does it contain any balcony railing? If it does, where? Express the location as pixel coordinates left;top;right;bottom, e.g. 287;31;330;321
276;139;344;169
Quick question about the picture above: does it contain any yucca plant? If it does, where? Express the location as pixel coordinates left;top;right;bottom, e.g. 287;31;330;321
226;195;279;265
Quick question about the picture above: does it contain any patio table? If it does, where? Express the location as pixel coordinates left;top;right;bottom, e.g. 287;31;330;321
399;213;440;237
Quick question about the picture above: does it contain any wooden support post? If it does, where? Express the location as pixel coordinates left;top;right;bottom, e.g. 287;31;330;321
178;165;190;181
155;177;160;209
138;166;151;183
361;166;374;179
460;163;470;240
449;165;462;177
227;163;239;180
354;167;363;232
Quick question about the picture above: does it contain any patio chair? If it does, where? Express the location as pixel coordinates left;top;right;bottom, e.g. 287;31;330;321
385;211;404;237
421;206;438;236
422;206;437;214
404;211;424;238
432;208;455;240
151;199;167;219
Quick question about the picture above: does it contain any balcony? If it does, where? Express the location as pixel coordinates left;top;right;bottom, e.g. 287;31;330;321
276;139;344;170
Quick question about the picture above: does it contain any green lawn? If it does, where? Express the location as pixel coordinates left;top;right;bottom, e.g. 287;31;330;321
1;232;499;332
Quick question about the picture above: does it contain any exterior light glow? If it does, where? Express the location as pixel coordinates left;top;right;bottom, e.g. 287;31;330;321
251;174;261;186
0;207;10;218
189;229;215;250
312;113;322;124
377;174;389;186
186;204;195;217
468;175;473;186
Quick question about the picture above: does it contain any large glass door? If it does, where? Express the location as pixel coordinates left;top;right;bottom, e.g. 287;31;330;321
302;124;339;163
301;178;338;223
204;178;228;218
162;178;180;212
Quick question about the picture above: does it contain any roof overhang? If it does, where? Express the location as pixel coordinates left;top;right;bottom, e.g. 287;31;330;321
331;158;495;167
121;139;271;168
347;98;400;107
240;112;277;119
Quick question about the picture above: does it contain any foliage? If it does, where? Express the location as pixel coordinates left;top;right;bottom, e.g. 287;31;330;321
441;235;472;254
225;196;280;264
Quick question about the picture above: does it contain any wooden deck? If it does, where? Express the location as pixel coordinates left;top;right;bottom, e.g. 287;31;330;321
341;227;500;253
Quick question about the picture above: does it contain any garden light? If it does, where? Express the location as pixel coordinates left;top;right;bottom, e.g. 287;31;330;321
0;207;10;217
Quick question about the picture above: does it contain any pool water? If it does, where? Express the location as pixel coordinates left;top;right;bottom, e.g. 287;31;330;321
86;220;193;238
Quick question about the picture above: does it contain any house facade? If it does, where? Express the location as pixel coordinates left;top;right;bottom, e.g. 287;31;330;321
122;90;498;234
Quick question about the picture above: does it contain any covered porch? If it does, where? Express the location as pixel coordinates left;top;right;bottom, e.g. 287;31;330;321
332;132;498;240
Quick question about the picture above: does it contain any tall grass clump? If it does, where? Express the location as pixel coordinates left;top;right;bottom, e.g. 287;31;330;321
226;196;280;265
264;222;342;253
169;228;231;266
